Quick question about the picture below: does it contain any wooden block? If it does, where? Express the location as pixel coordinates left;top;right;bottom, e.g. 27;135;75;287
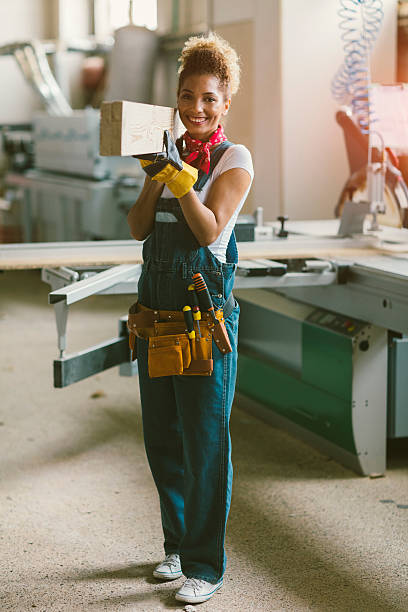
100;100;183;156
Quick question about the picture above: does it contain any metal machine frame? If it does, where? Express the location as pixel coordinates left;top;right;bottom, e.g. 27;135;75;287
39;249;408;477
43;260;338;383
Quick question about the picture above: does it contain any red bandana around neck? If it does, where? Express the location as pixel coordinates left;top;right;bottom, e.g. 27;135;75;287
183;125;227;174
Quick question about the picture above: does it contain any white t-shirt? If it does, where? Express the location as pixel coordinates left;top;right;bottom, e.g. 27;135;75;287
161;144;254;263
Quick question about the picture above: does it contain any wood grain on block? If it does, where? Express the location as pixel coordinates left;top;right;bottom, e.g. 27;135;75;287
100;101;182;156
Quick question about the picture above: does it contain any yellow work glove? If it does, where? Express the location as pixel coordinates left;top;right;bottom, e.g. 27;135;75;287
136;131;198;198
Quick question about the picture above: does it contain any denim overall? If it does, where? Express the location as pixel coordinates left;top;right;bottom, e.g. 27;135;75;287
137;141;240;582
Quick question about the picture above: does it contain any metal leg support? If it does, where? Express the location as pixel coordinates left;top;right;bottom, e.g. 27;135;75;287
54;300;69;358
118;317;138;377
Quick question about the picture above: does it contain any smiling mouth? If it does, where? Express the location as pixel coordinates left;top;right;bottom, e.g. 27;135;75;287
188;117;207;125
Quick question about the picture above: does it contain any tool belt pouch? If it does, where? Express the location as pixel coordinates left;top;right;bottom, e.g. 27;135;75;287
154;321;213;377
148;334;191;378
127;302;213;377
182;325;213;377
127;305;155;361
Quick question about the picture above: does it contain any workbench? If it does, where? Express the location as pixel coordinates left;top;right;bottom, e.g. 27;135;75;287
2;219;408;477
1;222;408;270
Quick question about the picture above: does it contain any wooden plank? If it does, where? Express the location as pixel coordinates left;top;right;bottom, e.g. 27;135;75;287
100;100;183;156
0;241;144;270
0;238;404;271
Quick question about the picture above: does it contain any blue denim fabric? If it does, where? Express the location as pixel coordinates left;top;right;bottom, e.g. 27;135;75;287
136;141;239;582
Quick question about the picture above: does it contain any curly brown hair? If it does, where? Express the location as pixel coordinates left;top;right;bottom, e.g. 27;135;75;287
178;32;240;97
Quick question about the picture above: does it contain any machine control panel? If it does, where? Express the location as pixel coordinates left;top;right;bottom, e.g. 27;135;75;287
306;309;367;337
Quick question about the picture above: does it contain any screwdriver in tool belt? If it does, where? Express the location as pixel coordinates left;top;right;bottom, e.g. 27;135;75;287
187;284;202;337
192;272;232;354
183;306;195;340
183;305;196;360
192;273;218;323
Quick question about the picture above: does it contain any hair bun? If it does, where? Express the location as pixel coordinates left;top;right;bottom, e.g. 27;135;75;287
178;32;240;95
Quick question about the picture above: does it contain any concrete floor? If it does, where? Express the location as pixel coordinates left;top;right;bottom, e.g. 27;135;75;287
1;269;408;612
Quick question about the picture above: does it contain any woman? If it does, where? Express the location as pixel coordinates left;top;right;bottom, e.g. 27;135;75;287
127;32;253;605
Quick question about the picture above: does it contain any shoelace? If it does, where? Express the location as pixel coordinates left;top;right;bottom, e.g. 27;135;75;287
162;554;179;570
184;577;207;594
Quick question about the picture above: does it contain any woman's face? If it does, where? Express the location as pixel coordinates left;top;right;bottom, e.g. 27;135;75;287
177;74;230;141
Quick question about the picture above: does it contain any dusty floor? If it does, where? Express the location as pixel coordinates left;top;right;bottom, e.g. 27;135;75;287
0;269;408;612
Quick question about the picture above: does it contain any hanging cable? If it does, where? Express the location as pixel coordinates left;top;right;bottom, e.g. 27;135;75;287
331;0;384;131
332;1;389;228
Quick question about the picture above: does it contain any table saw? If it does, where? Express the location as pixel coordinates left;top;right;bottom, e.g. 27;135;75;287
1;219;407;477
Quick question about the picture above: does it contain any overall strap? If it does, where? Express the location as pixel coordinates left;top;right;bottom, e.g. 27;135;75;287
225;229;238;265
193;139;239;266
155;139;234;208
194;140;234;192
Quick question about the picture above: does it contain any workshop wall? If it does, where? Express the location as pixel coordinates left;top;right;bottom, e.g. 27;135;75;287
0;0;55;123
280;0;397;222
53;0;93;109
157;0;207;34
0;0;93;123
252;0;281;222
185;0;397;224
0;0;399;224
208;1;280;219
215;20;254;213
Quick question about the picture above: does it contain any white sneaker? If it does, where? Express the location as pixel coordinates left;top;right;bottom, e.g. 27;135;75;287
153;553;182;580
175;577;223;603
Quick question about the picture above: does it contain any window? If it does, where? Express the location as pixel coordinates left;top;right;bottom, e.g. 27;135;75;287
94;0;157;37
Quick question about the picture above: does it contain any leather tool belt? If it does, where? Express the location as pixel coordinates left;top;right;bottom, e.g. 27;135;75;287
127;294;234;378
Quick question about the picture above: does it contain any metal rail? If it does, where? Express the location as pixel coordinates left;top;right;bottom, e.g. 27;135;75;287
43;259;340;365
47;264;141;305
280;259;408;335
